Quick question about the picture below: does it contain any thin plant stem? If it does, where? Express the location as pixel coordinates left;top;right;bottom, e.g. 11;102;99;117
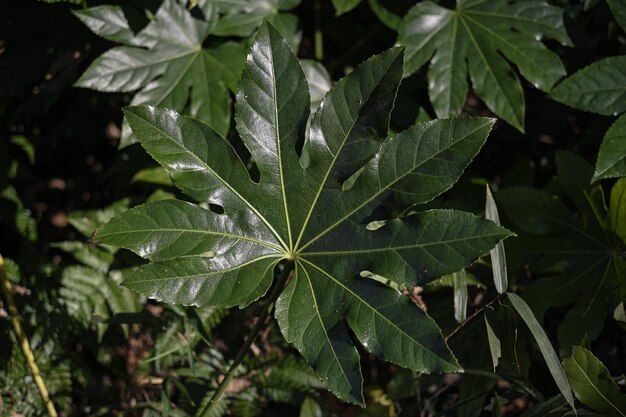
0;254;59;417
197;260;295;416
314;0;323;61
445;294;502;342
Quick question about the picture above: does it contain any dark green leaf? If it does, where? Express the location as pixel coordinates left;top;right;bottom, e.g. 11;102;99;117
608;0;626;32
332;0;362;15
398;0;570;132
499;153;626;353
594;114;626;181
550;56;626;116
75;0;245;144
562;346;626;416
97;22;509;404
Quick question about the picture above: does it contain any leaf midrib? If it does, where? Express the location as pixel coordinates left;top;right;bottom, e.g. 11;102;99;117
126;254;281;283
298;262;356;399
97;227;282;252
128;110;288;249
463;14;554;79
301;258;459;370
302;232;505;256
298;120;491;253
570;353;626;417
293;50;403;250
459;15;523;128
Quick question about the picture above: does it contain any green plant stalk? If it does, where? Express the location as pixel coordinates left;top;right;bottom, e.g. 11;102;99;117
198;260;295;416
314;0;323;60
0;254;59;417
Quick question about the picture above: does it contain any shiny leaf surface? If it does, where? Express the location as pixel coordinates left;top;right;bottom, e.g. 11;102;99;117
94;22;510;404
398;0;570;132
550;56;626;116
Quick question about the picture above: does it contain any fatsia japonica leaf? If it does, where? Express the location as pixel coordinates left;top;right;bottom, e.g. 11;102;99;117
93;22;511;405
74;0;246;146
398;0;570;132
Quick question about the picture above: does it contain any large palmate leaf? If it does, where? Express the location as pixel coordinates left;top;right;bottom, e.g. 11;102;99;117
498;152;626;355
74;0;246;146
93;22;510;404
398;0;570;132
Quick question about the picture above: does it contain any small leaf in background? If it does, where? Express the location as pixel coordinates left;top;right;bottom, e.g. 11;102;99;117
607;0;626;33
398;0;570;132
562;346;626;416
507;293;575;412
615;302;626;324
610;178;626;243
486;185;508;293
132;166;174;186
300;397;322;417
300;59;332;112
490;394;502;417
213;0;302;51
368;0;402;30
332;0;362;16
550;56;626;116
484;310;501;371
593;114;626;181
522;395;571;417
453;270;468;323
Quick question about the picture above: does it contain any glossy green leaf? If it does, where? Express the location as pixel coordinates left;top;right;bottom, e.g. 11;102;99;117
72;5;135;44
398;0;570;132
550;56;626;116
563;346;626;416
486;185;507;293
507;293;575;412
594;113;626;181
95;22;510;405
608;0;626;32
74;0;246;145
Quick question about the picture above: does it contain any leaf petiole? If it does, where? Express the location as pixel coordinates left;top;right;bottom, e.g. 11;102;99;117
197;260;295;416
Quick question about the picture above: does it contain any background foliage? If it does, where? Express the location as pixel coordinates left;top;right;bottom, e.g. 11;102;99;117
1;0;625;416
